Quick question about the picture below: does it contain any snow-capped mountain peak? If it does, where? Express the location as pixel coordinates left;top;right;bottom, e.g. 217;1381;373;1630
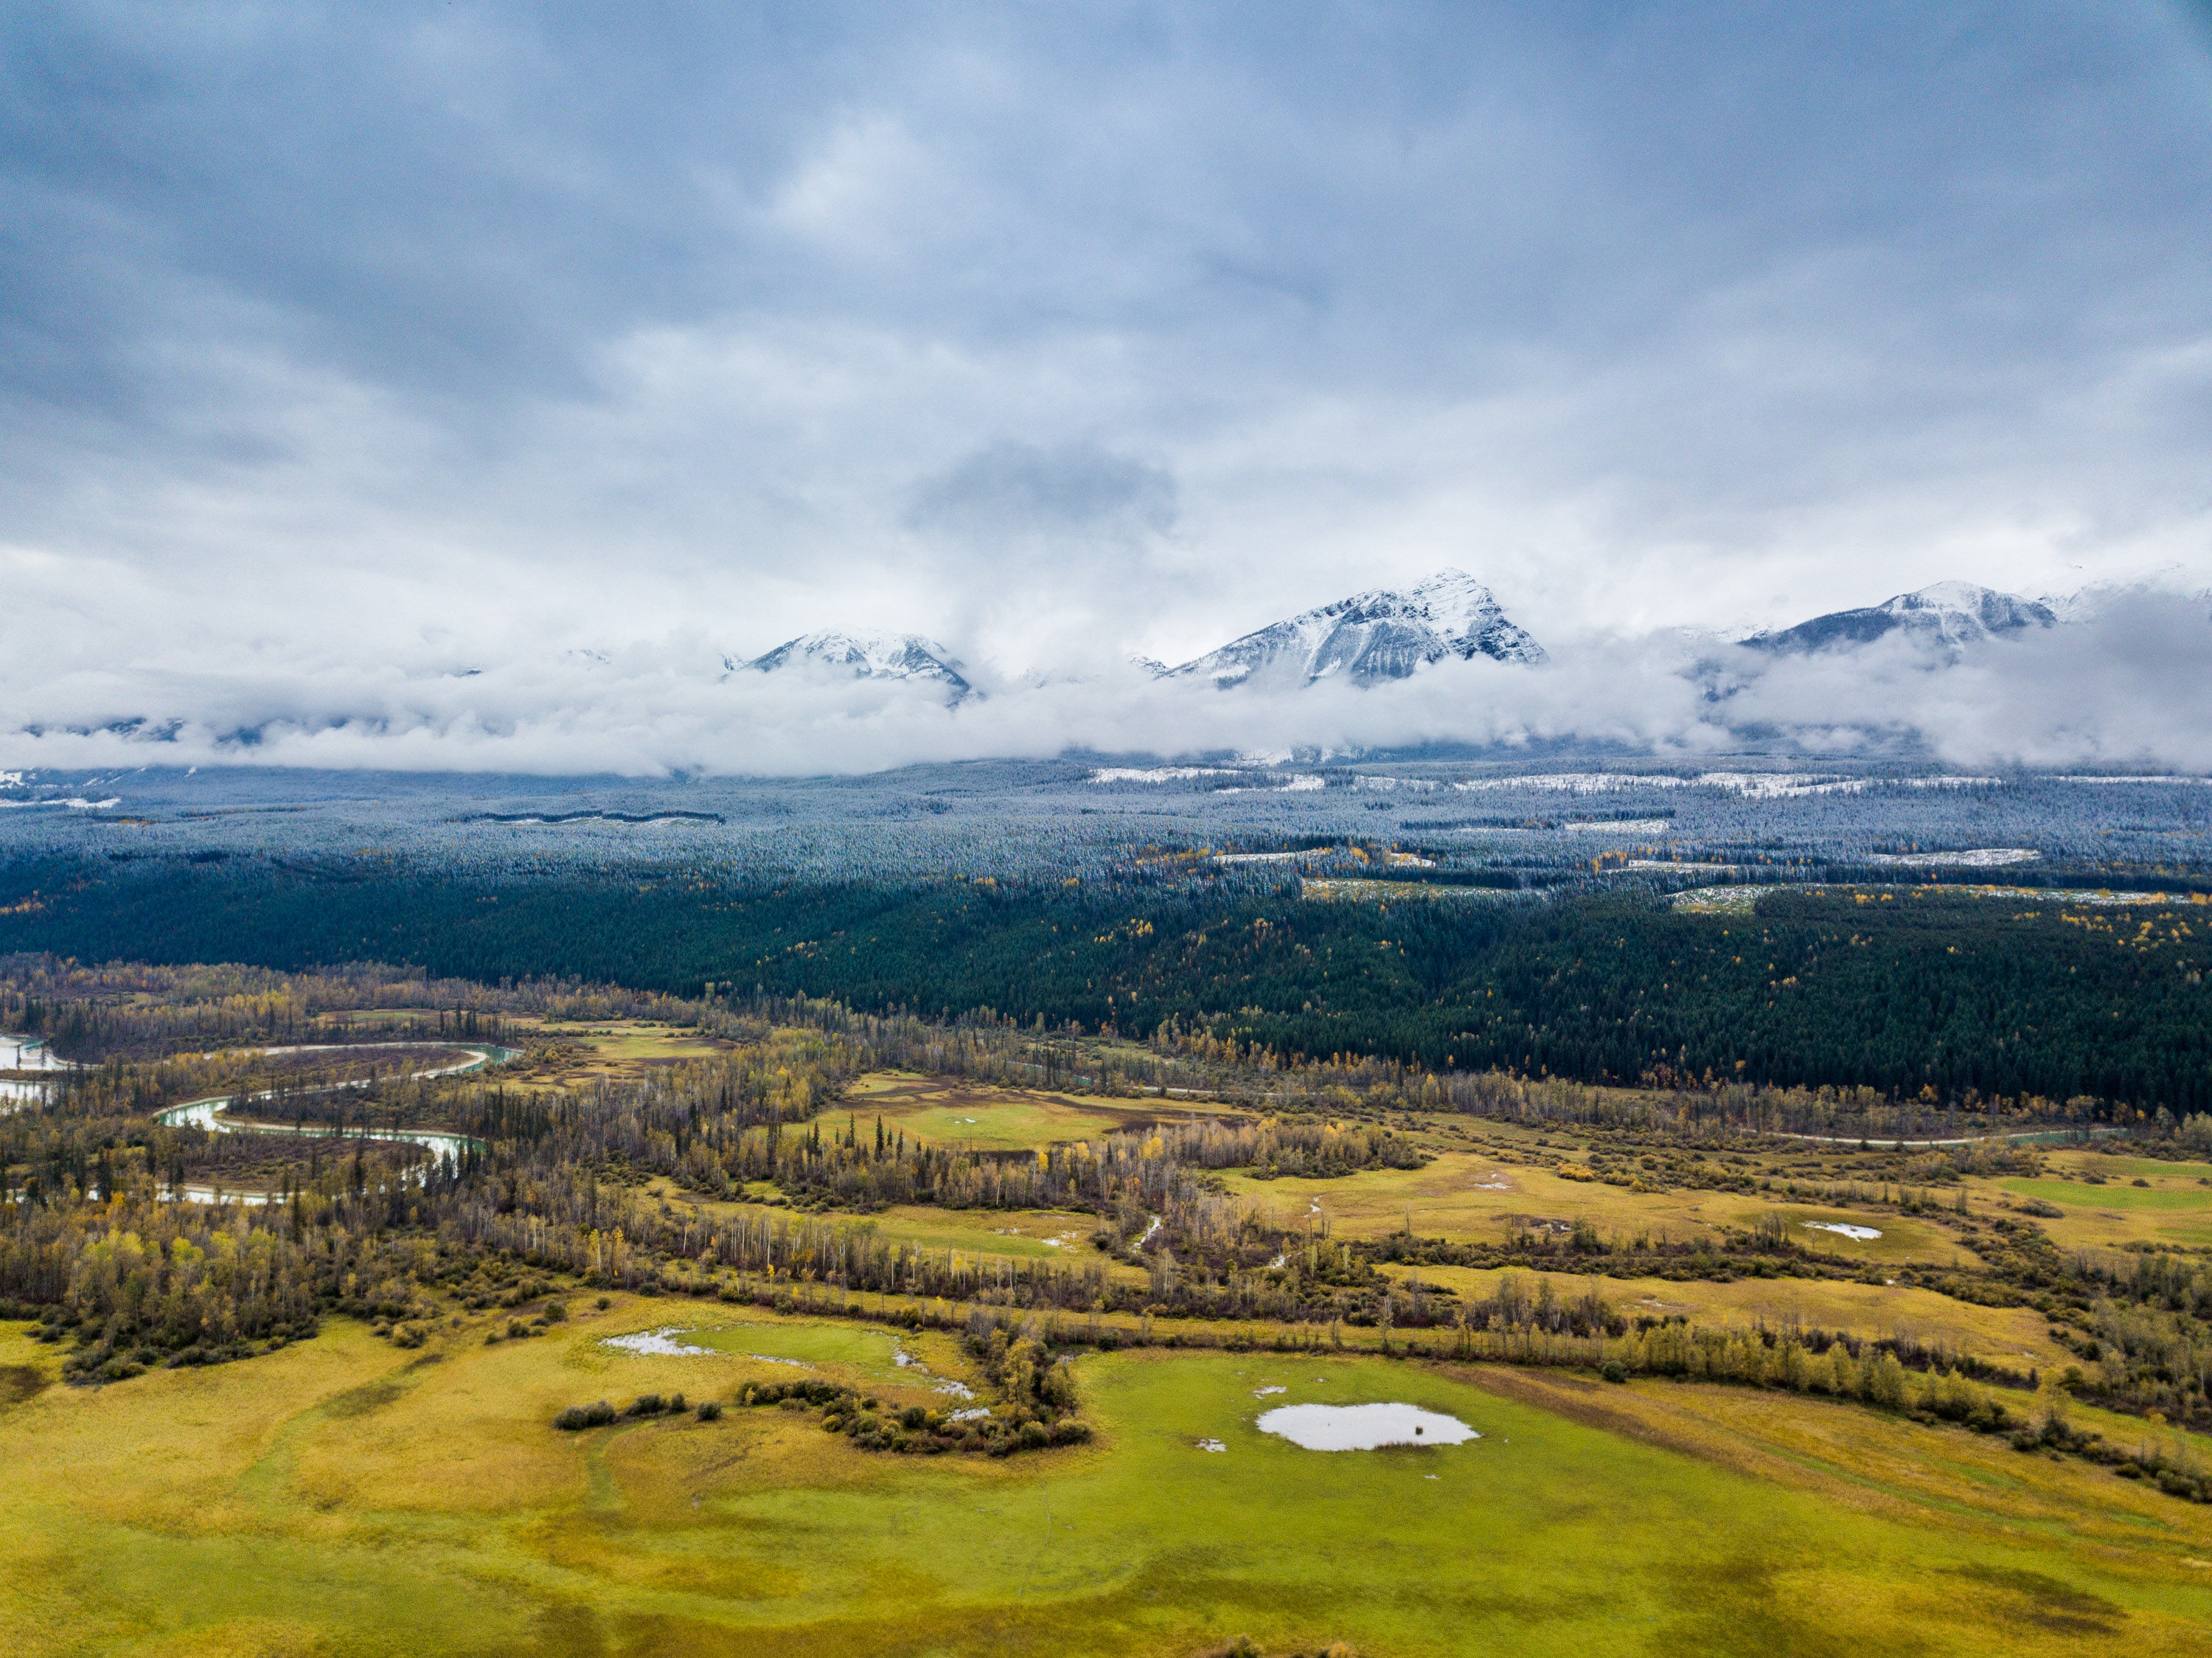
1165;568;1545;689
737;631;973;701
1744;583;2058;655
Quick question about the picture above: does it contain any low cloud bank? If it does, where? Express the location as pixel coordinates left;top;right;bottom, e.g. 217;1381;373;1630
0;592;2204;777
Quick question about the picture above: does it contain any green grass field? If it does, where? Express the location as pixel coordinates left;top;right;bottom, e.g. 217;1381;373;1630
678;1318;960;1386
1987;1162;2212;1249
3;1304;2208;1657
2003;1179;2209;1213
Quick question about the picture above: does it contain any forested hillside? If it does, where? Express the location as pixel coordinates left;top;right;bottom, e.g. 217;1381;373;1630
2;856;2208;1113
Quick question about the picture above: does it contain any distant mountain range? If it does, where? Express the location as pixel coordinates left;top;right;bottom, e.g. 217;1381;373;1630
1161;568;1545;688
742;569;1548;700
1740;582;2058;655
738;575;2079;704
732;631;973;701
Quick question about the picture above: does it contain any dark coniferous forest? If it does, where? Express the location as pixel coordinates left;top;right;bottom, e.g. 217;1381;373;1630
2;854;2206;1116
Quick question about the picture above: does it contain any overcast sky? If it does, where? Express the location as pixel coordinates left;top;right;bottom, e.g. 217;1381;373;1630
4;3;2211;771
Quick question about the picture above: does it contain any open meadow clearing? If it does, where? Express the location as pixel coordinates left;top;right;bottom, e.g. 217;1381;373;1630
843;1072;1204;1151
1219;1148;1986;1269
639;1178;1129;1273
3;1303;2209;1658
1981;1153;2212;1250
497;1018;742;1087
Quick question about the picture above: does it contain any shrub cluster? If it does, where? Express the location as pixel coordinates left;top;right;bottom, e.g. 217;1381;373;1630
731;1365;1093;1458
551;1392;689;1430
2019;1409;2212;1503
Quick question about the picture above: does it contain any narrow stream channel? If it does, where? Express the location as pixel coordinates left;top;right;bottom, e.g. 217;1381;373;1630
149;1042;518;1200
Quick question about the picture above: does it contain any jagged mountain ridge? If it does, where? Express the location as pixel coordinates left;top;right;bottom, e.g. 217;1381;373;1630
734;577;2067;707
1164;569;1545;689
737;631;973;701
1745;582;2059;655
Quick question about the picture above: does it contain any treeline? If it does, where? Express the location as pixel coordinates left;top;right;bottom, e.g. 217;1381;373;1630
0;954;757;1064
1372;1214;2212;1434
1;1187;467;1381
2;1041;1425;1356
0;957;521;1061
5;858;2212;1112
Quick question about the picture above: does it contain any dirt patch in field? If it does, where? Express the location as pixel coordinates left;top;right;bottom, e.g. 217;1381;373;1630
1447;1362;1893;1503
0;1364;49;1407
1945;1565;2124;1635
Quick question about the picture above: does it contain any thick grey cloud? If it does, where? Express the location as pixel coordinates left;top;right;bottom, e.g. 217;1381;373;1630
1;3;2210;770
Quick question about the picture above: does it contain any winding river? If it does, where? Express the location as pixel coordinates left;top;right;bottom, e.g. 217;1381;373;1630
150;1042;518;1201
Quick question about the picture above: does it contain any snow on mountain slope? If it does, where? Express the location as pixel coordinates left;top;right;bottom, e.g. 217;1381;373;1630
1744;582;2058;655
1165;569;1545;689
735;631;973;701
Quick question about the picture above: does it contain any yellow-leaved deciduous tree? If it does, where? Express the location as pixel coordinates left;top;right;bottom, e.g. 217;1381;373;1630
1863;1350;1910;1410
1822;1342;1860;1398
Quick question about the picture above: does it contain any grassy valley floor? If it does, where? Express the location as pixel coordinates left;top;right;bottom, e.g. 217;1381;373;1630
1;1305;2207;1658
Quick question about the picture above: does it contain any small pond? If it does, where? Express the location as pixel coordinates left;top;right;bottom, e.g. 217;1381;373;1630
1256;1402;1479;1451
1803;1221;1882;1241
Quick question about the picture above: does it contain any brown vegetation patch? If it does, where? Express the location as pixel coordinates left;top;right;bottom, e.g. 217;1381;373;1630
0;1364;49;1407
1944;1565;2124;1635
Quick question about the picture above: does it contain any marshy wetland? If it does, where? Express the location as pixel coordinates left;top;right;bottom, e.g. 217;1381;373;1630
4;1307;2210;1658
4;959;2212;1656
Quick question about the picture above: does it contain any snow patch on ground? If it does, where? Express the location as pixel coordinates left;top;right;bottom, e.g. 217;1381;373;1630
1452;771;1995;800
1218;774;1324;794
1088;766;1242;783
1866;848;2037;867
2043;774;2212;785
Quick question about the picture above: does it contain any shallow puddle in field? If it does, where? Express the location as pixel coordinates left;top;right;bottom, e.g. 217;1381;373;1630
601;1327;717;1357
1256;1403;1479;1451
1804;1221;1882;1241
